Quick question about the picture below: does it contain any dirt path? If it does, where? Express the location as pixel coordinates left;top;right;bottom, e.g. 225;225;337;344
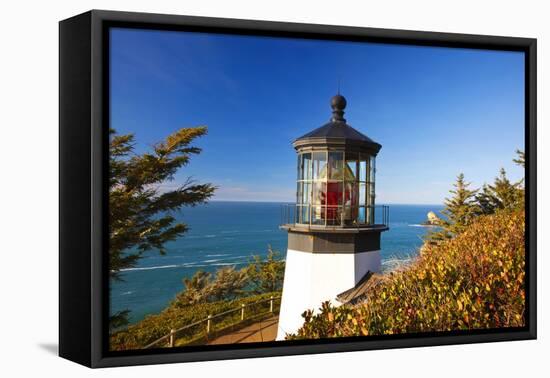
207;316;279;345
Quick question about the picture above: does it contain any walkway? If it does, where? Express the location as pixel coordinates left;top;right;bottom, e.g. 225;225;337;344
207;316;279;345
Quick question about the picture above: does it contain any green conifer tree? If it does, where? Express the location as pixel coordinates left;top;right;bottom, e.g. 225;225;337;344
476;184;498;215
109;127;216;329
513;149;525;168
427;173;479;242
476;168;523;215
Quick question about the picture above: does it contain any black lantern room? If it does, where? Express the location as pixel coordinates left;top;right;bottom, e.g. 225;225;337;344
291;94;386;228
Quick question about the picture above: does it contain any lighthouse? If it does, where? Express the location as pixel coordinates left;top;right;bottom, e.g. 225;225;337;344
277;94;389;340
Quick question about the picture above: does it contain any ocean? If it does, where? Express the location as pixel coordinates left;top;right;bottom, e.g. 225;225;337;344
111;201;443;324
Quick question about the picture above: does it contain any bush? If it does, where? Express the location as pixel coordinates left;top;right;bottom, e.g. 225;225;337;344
289;210;525;339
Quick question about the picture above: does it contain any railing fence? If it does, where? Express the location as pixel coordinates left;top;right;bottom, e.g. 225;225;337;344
144;295;281;349
281;204;390;228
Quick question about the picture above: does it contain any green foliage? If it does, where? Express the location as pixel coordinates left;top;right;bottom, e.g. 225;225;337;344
174;247;284;306
443;173;480;234
427;173;479;243
288;210;525;339
476;168;523;215
109;310;131;330
175;267;249;306
513;149;525;168
109;127;216;328
110;292;279;351
245;246;286;294
428;150;525;244
177;270;213;305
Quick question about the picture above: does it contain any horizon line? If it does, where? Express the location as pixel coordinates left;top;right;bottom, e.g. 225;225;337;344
208;199;444;206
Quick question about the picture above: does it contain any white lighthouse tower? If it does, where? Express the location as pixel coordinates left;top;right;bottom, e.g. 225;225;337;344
277;94;389;340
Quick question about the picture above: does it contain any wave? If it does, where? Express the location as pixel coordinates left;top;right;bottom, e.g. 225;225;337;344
202;259;222;263
118;251;273;273
185;234;217;239
120;265;179;272
120;262;201;272
382;257;413;266
211;262;247;266
381;255;416;273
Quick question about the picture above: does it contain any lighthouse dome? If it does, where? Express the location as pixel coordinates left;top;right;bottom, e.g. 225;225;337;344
293;94;381;155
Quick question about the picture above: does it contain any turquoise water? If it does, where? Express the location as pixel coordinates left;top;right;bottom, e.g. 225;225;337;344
110;201;443;324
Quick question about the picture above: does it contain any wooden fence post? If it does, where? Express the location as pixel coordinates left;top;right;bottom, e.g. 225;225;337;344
169;328;175;347
207;315;212;335
270;296;274;313
241;303;245;320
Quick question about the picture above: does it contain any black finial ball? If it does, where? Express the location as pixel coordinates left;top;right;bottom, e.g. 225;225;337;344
331;94;347;111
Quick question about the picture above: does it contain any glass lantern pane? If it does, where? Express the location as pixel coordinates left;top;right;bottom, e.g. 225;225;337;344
312;182;326;206
297;155;301;181
326;182;343;207
343;204;355;225
343;181;356;226
369;156;376;183
312;152;327;181
345;152;358;181
328;152;344;180
302;182;311;205
300;205;310;224
359;155;367;182
296;182;302;204
359;183;366;206
368;183;375;206
311;206;325;225
298;153;312;180
326;206;342;226
358;206;366;223
303;153;312;180
343;181;357;207
366;206;374;225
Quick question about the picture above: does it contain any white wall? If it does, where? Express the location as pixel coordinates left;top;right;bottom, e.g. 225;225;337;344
1;1;547;377
277;249;381;339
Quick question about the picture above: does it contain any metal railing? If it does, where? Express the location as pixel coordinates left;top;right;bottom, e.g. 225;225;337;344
281;204;389;229
144;295;281;349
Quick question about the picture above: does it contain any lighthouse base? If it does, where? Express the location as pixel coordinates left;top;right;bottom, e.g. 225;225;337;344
276;248;381;340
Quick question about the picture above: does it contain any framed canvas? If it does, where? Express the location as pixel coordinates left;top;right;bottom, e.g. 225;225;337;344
59;10;537;368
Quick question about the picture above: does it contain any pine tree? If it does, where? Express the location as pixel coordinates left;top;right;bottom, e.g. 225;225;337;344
513;149;526;210
427;173;478;242
476;184;498;215
109;127;216;328
476;168;523;215
513;149;525;168
491;168;523;210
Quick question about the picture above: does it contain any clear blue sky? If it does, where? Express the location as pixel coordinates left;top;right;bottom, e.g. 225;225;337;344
110;28;525;205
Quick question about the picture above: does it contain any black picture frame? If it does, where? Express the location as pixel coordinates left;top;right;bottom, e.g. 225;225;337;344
59;9;537;368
